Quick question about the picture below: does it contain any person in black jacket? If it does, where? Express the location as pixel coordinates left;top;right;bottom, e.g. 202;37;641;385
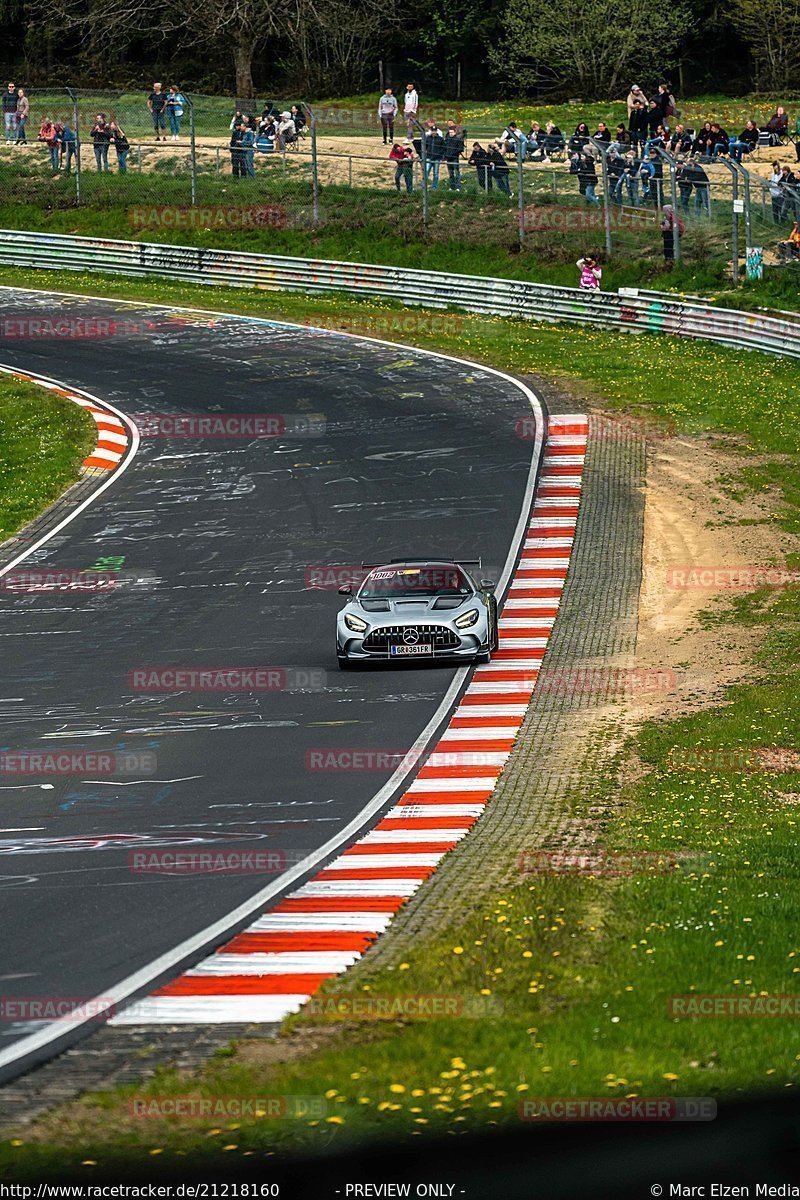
443;125;464;189
423;120;444;189
676;159;693;209
576;151;599;204
613;123;631;151
693;122;715;158
488;142;512;195
668;124;692;154
230;121;244;177
728;120;759;163
469;141;492;190
629;101;648;153
710;123;729;158
109;120;129;173
90;113;111;172
568;121;591;154
606;148;625;203
647;100;663;137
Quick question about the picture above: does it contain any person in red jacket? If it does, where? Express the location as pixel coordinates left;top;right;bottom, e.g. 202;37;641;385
389;141;414;193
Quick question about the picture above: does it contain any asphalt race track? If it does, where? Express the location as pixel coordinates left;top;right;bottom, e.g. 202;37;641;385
0;288;540;1071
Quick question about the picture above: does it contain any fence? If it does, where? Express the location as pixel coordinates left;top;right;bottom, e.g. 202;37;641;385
1;228;799;359
1;87;800;269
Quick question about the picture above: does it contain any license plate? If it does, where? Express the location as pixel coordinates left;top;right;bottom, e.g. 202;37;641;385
390;644;433;656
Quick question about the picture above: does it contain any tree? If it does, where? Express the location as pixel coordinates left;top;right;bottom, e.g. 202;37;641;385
489;0;691;98
729;0;800;91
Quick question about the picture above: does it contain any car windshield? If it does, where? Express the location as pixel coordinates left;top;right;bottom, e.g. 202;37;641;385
360;564;472;598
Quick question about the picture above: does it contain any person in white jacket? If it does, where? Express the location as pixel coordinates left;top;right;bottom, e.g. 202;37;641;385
404;83;418;134
626;84;648;117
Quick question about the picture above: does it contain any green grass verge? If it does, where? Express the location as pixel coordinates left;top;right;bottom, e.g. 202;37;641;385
0;267;798;1177
0;372;95;543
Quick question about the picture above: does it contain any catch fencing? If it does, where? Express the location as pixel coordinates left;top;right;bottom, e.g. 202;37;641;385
1;88;798;268
0;227;798;358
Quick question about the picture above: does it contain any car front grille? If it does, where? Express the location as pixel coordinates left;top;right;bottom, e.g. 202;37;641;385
362;624;461;651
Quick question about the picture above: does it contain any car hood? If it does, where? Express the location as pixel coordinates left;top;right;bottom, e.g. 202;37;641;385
349;595;473;618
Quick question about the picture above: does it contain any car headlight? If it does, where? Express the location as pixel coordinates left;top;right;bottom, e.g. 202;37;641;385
455;608;480;629
344;612;368;633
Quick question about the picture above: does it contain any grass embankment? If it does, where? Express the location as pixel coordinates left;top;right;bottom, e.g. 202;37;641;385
0;192;798;306
0;273;798;1176
0;372;95;543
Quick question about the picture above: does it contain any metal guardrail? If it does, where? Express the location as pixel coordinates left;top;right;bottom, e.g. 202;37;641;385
0;228;799;359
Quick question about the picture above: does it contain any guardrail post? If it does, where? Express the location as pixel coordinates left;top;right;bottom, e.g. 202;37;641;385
186;95;197;205
517;147;525;247
715;158;740;284
732;158;752;250
654;145;680;264
589;138;612;258
65;87;81;206
411;116;429;236
302;102;319;223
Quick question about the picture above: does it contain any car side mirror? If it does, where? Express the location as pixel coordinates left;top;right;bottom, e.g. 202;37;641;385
338;584;352;595
480;579;496;592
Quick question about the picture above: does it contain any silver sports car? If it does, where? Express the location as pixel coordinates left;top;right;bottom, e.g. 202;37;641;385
336;559;498;669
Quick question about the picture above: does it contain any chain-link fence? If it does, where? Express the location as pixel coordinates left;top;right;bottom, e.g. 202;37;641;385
2;86;799;273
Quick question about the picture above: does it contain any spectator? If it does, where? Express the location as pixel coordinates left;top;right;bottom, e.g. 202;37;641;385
488;142;512;195
15;87;28;144
3;82;18;142
499;120;526;158
527;120;545;159
165;85;185;140
769;160;785;223
230;120;244;177
594;121;611;143
443;124;464;190
693;121;715;158
690;158;711;216
109;120;129;173
573;151;599;205
676;158;692;209
389;140;413;192
638;153;656;204
569;121;591;154
256;122;275;154
653;82;676;124
766;106;789;145
261;101;279;123
626;84;648;116
542;121;564;158
647;100;663;138
728;120;759;163
660;204;684;267
606;147;625;202
424;119;444;188
404;82;418;134
577;255;602;290
469;141;492;190
59;121;77;173
710;123;729;158
38;116;59;172
779;163;797;221
90;113;111;171
241;121;255;176
614;123;631;150
148;82;167;141
277;111;297;149
668;124;692;154
378;88;398;144
620;151;640;205
777;220;800;262
291;105;306;134
629;100;648;153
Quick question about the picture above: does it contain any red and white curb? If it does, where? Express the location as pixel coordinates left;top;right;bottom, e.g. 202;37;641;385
111;412;589;1025
8;369;129;472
